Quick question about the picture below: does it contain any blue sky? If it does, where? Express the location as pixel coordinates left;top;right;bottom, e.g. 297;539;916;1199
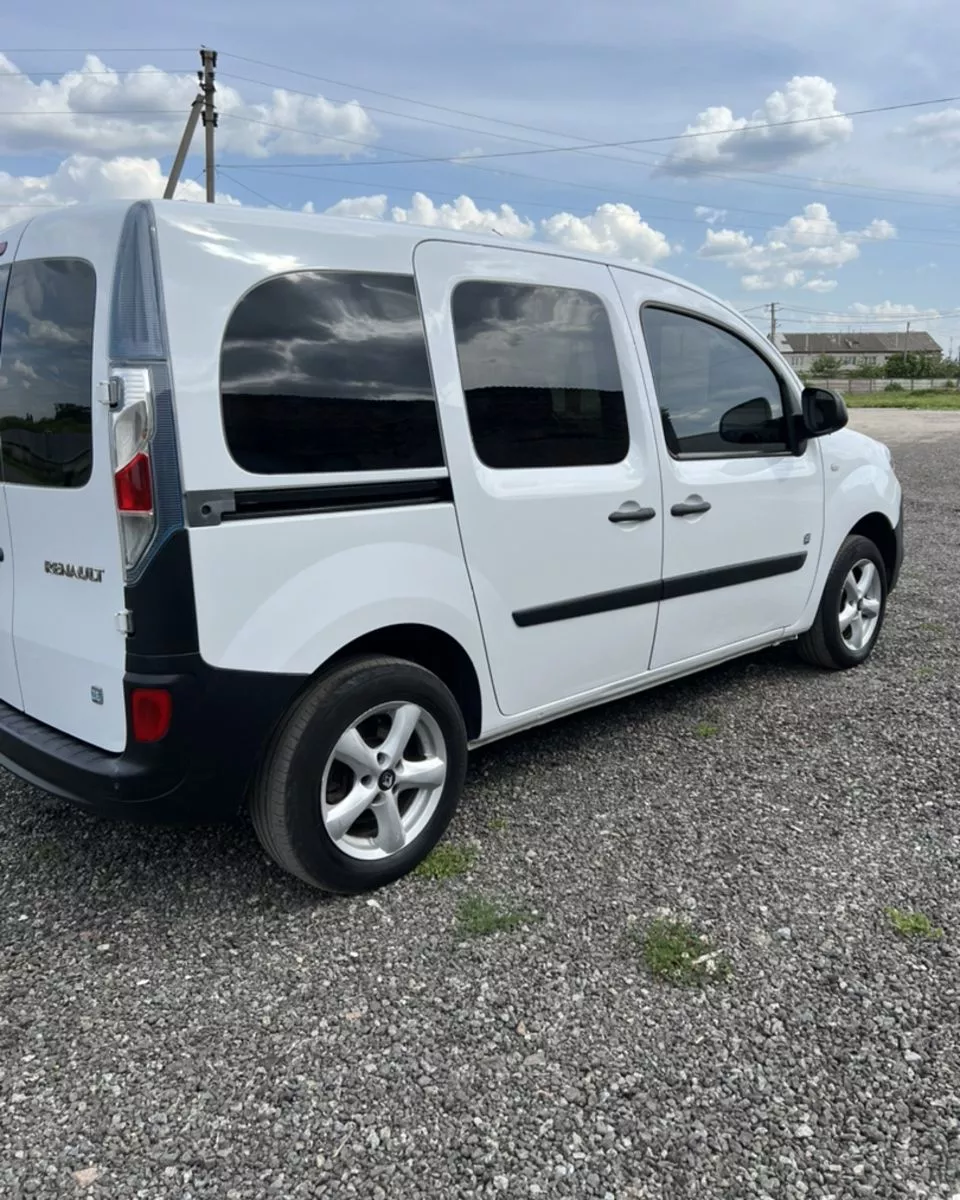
4;0;960;352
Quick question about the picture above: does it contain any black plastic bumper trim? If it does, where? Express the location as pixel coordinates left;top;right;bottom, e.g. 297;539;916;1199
0;659;307;821
513;552;807;628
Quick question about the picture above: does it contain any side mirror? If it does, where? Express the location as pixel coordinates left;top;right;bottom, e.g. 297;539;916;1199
801;386;848;438
719;396;782;446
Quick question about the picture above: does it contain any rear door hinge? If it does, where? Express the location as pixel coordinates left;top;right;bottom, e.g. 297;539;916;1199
115;609;134;635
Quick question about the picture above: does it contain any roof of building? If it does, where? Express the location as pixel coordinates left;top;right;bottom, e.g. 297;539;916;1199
781;331;942;355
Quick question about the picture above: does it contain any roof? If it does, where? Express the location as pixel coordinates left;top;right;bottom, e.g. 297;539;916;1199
781;331;942;355
2;197;749;330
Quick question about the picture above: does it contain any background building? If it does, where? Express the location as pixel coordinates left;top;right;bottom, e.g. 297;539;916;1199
779;331;943;371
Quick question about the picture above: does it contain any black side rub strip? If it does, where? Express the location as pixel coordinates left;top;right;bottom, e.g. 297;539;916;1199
513;552;807;628
187;478;454;526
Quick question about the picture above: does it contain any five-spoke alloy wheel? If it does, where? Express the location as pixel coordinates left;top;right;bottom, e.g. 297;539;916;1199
797;534;889;670
251;656;468;892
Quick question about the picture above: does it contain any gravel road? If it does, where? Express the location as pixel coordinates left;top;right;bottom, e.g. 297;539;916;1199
2;411;959;1200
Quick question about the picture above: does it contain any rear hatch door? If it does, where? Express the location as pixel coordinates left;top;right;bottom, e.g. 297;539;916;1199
0;209;128;751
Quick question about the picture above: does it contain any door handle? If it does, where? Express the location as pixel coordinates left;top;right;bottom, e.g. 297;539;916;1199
609;506;657;524
671;500;712;517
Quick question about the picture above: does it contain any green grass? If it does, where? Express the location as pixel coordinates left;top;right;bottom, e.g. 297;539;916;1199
455;895;538;937
695;721;720;738
634;918;731;986
413;843;477;880
845;392;960;411
885;907;943;941
488;817;507;832
916;666;936;682
919;621;946;634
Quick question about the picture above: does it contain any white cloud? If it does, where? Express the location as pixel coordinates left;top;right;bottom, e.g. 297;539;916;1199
322;192;671;264
698;202;895;291
848;301;940;318
0;154;239;227
390;192;535;238
694;205;727;225
657;76;852;176
324;194;388;220
908;106;960;149
0;53;378;159
858;218;897;242
541;202;671;263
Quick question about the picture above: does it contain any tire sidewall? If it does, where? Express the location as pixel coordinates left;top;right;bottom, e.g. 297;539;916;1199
820;536;888;667
276;662;467;893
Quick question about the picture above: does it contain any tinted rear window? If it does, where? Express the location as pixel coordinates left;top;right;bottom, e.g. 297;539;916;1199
221;271;444;475
0;257;96;489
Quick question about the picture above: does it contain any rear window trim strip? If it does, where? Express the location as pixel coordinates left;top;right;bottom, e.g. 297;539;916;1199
185;477;455;527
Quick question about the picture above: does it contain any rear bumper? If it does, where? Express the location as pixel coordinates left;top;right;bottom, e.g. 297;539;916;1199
0;658;306;822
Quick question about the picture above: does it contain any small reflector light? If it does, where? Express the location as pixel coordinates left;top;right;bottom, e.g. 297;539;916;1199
115;452;153;513
131;688;172;743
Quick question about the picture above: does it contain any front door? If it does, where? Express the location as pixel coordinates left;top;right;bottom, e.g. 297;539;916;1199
415;240;664;717
613;268;823;671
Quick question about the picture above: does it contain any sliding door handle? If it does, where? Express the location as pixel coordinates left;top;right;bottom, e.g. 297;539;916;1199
671;500;712;517
609;506;657;524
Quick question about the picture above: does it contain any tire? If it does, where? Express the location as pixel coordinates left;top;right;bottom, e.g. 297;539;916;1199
251;655;468;892
797;534;888;670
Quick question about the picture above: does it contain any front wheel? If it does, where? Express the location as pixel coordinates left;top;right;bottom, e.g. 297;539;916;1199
251;656;468;892
797;534;888;670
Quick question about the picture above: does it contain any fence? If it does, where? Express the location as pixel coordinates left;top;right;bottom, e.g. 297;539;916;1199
806;377;957;393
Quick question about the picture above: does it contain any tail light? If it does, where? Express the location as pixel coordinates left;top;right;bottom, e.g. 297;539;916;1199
130;687;172;742
110;367;156;573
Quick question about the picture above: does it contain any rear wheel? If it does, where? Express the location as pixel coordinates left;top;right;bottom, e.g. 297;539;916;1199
251;656;468;892
797;534;888;670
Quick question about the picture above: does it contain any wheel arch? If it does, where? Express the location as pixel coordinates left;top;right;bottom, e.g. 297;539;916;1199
848;511;897;586
320;624;484;741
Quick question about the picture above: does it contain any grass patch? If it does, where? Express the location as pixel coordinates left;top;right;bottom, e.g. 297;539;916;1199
845;393;960;411
31;840;64;864
919;621;946;634
916;666;936;682
488;817;507;832
456;895;537;937
634;918;731;986
885;907;943;940
414;843;477;880
695;721;720;738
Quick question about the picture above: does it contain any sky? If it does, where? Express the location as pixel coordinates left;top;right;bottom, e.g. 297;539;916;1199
3;0;960;354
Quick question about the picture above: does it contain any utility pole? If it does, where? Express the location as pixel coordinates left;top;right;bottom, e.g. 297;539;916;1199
161;48;217;202
200;48;218;203
766;301;778;344
163;94;203;200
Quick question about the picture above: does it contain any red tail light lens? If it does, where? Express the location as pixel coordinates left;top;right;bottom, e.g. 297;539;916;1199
131;688;172;743
115;452;153;513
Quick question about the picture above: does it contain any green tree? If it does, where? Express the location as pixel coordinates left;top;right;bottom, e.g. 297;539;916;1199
885;351;923;380
810;354;840;376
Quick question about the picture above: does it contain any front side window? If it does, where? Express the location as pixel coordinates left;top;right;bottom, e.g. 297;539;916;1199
640;306;790;457
0;258;96;488
452;280;629;470
221;271;444;475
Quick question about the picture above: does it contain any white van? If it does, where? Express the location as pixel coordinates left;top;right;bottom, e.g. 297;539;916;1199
0;200;902;891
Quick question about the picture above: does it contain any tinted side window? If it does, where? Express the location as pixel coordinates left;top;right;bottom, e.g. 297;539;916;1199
221;271;444;475
452;281;629;470
0;258;96;488
641;307;789;457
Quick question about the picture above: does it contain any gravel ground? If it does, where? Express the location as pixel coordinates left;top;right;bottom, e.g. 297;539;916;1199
2;413;959;1200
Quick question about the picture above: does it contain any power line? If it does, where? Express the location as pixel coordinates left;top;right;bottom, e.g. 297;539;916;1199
209;157;960;247
0;67;185;78
1;47;194;53
217;53;958;178
222;94;960;167
0;108;187;115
